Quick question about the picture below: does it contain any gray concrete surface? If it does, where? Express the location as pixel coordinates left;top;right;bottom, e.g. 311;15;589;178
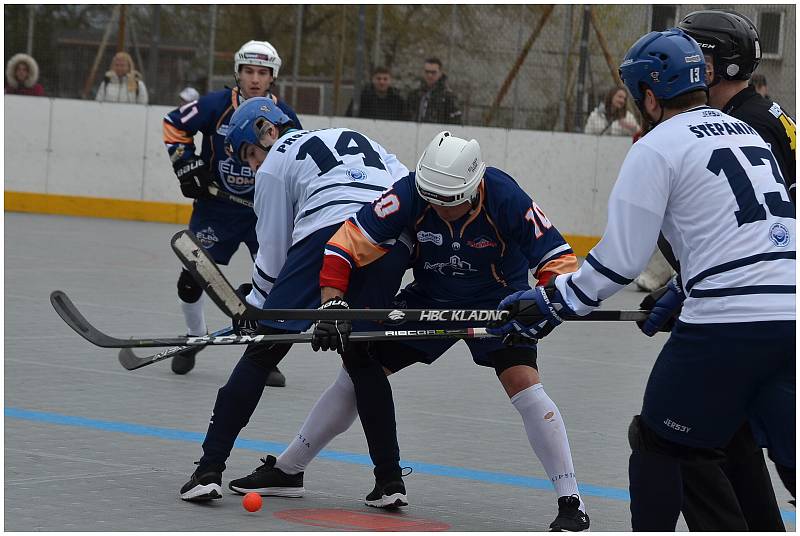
4;212;795;531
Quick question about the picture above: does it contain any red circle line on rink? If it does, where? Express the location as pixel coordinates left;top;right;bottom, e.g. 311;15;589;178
274;508;451;531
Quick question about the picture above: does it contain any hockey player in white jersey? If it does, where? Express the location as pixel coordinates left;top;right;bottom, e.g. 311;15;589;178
179;97;412;501
487;29;794;531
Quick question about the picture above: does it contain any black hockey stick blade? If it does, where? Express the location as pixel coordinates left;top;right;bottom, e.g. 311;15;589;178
51;290;130;348
118;327;234;371
170;230;647;323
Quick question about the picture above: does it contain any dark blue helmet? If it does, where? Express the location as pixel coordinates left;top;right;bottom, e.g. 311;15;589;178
619;28;706;106
225;97;292;165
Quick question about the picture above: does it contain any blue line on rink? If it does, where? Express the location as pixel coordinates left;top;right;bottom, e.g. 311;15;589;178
6;407;795;524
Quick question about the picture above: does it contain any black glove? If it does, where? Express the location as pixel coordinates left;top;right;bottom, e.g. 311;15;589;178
232;283;259;335
173;156;212;199
311;298;352;353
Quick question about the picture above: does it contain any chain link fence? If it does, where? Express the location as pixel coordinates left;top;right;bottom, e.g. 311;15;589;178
5;4;795;133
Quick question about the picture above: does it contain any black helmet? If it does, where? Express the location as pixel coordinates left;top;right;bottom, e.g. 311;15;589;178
678;10;761;84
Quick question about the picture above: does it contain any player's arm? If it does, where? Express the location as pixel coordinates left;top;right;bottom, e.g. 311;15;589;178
504;185;578;285
163;97;214;199
248;168;293;307
320;178;414;296
555;143;670;315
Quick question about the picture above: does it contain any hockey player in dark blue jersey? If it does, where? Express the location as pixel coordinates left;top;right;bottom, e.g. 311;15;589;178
227;132;591;531
163;40;300;380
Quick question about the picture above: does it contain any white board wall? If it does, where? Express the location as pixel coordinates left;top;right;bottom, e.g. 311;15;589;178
4;95;632;236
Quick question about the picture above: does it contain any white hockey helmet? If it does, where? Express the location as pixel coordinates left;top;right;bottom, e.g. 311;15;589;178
415;131;486;206
235;40;282;78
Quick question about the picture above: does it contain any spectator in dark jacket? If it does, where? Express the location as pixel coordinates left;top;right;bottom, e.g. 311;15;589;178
5;53;45;96
346;66;405;121
406;57;462;124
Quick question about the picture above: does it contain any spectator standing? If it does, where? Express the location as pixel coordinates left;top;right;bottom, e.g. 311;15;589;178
345;67;405;121
95;51;148;104
584;86;639;136
179;86;200;105
749;73;769;99
406;57;462;124
5;53;45;96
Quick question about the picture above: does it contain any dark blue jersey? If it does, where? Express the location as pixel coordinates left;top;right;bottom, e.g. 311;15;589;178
163;86;301;209
322;167;578;303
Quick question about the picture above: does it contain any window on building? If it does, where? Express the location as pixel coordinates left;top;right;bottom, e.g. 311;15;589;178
651;5;678;31
758;10;784;59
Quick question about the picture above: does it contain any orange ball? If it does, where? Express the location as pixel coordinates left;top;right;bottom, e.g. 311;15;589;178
242;492;262;512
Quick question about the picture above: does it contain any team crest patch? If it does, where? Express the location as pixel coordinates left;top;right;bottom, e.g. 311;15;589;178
196;227;219;249
346;168;368;181
467;236;497;249
417;231;443;246
769;223;790;247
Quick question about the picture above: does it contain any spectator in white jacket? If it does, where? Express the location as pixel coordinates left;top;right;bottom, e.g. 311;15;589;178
584;86;638;136
95;51;148;104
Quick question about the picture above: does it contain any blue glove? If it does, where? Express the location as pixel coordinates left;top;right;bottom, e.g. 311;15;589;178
486;282;575;341
637;275;685;337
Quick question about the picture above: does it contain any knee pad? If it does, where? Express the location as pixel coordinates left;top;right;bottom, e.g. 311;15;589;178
177;269;203;303
489;346;538;376
628;415;725;464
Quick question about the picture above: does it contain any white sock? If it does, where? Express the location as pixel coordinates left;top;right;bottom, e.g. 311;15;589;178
275;367;358;474
179;295;206;336
511;383;585;512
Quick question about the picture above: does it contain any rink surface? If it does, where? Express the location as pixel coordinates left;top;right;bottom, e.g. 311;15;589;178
4;212;795;532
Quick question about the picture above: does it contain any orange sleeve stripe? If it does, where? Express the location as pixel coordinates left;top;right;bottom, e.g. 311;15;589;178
334;221;388;268
536;254;579;286
163;122;193;144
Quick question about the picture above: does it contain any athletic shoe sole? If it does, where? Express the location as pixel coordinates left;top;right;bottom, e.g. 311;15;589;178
365;492;408;509
228;484;304;498
180;483;222;501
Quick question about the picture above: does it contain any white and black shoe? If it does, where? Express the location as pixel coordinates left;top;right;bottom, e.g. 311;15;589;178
549;495;590;532
365;478;408;509
180;463;224;501
171;345;203;375
228;455;304;497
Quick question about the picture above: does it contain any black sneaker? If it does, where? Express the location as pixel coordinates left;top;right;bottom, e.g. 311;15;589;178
266;367;286;387
549;495;590;532
228;455;304;497
365;478;408;509
180;463;224;501
171;345;203;375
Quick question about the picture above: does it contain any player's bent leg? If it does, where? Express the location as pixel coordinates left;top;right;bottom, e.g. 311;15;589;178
342;343;407;508
173;268;207;375
489;347;589;532
681;422;784;531
180;328;291;501
228;367;359;497
628;415;747;531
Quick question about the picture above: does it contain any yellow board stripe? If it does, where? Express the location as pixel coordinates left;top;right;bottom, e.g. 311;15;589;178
4;191;601;256
5;191;192;224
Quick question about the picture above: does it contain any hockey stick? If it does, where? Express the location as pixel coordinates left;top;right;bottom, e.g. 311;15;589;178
51;290;493;351
208;185;254;209
117;326;233;371
171;229;647;323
